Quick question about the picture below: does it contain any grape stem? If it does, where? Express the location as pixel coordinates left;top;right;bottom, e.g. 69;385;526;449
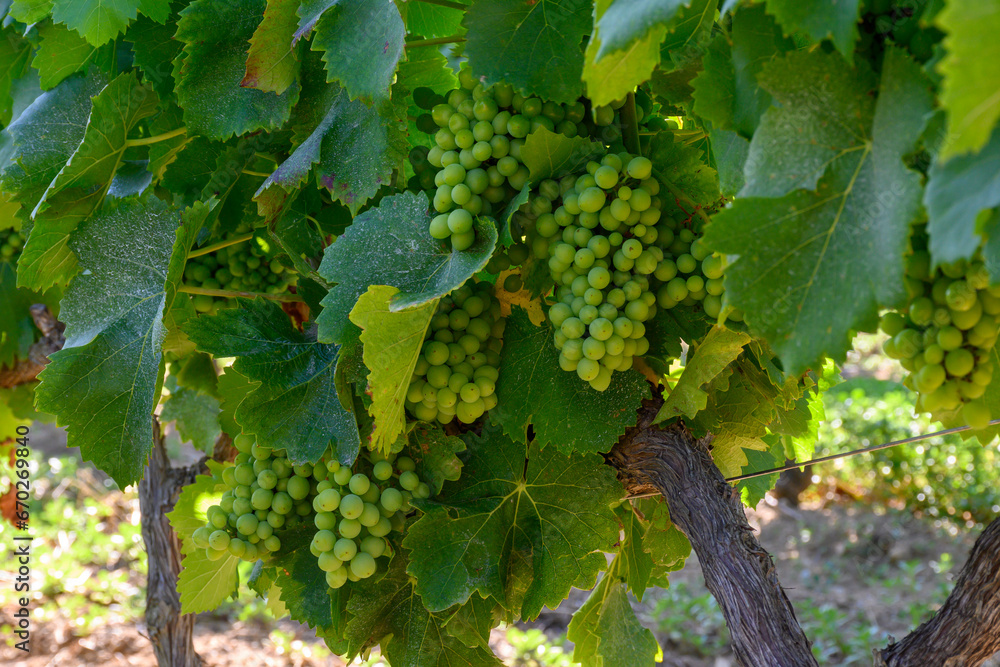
188;232;255;258
178;285;304;303
125;126;188;147
413;0;467;10
242;170;272;178
653;168;713;227
406;35;466;48
620;92;642;156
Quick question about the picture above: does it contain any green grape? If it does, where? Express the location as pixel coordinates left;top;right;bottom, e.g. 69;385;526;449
333;537;357;561
350;552;377;579
340;494;365;520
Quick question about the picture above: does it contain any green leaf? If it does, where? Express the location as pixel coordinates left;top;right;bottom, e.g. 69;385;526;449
310;0;404;102
51;0;170;45
316;191;497;344
345;553;502;666
0;72;104;220
403;422;467;495
21;73;159;292
935;0;1000;159
404;0;468;39
618;508;654;601
520;127;605;183
34;196;184;487
349;286;438;453
658;0;715;64
638;498;690;574
735;435;782;507
708;127;749;196
161;388;221;454
31;22;111;91
125;14;183;99
256;53;407;213
764;0;861;60
442;594;501;651
594;0;688;60
242;0;301;95
271;527;335;630
691;5;793;137
216;367;256;438
493;308;650;454
645;303;711;363
397;45;459;96
9;0;53;24
463;0;591;104
926;126;1000;270
175;0;299;140
183;298;360;466
584;0;664;108
404;422;622;618
654;326;750;423
567;566;659;667
169;465;241;613
647;132;719;212
704;48;933;375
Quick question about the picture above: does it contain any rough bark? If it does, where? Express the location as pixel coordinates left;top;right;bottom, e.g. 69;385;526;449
608;398;819;667
876;517;1000;667
0;305;64;388
139;423;236;667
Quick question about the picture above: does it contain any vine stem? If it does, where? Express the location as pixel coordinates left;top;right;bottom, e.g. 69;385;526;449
653;168;713;227
187;232;254;258
413;0;467;9
125;126;188;147
620;92;641;156
178;285;304;302
406;35;466;48
242;169;272;178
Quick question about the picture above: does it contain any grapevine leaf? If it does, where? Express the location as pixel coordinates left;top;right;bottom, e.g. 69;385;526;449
145;107;190;183
658;0;715;64
404;422;467;495
584;0;664;108
125;14;183;99
463;0;591;104
160;388;221;455
0;261;46;368
645;303;711;363
926;126;1000;270
316;191;497;344
256;51;407;213
404;422;622;618
35;196;185;488
594;0;688;60
647;132;719;211
51;0;170;45
691;5;793;137
567;568;659;667
704;48;933;375
654;326;750;423
709;127;749;196
32;22;115;91
636;498;690;576
8;0;52;24
619;508;654;601
763;0;861;60
345;553;502;666
397;45;459;96
169;464;241;613
935;0;1000;160
272;527;334;629
0;71;104;221
349;286;438;453
443;594;500;651
242;0;301;95
310;0;404;102
183;298;361;466
496;185;531;249
735;435;782;507
216;367;256;438
404;0;468;39
175;0;299;140
493;308;651;454
741;50;877;199
22;73;159;292
521;127;605;183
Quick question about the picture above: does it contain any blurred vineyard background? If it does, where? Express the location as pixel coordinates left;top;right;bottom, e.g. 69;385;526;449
1;333;998;667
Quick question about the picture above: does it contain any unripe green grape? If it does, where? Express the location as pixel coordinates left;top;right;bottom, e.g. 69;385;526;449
350;552;377;579
340;494;365;520
452;231;476;251
359;503;381;527
348;473;370;496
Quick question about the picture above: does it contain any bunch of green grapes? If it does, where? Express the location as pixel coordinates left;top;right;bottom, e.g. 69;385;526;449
308;450;429;590
0;228;24;262
410;65;586;251
880;233;998;429
404;281;504;425
184;223;297;314
653;230;738;322
523;153;668;390
191;434;319;562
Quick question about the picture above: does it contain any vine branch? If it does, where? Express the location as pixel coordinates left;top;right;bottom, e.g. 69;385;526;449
405;35;466;48
620;92;641;156
0;305;65;388
177;285;304;302
187;232;255;258
126;126;188;147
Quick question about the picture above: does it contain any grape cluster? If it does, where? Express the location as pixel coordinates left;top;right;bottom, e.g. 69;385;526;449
409;65;587;251
653;230;736;322
0;228;24;262
405;281;504;425
184;223;297;314
523;154;666;390
880;233;997;429
191;434;318;562
308;450;427;590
